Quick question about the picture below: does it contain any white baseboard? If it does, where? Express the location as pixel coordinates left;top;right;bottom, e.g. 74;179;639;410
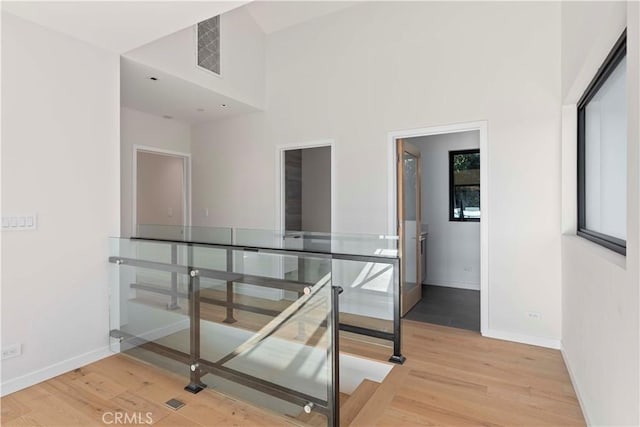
561;346;592;426
423;279;480;291
483;328;561;349
1;346;112;397
0;319;188;397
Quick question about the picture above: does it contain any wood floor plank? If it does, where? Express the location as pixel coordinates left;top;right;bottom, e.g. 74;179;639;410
294;410;327;427
67;371;128;400
0;394;32;423
377;409;436;427
39;377;123;424
9;390;100;426
152;412;205;427
109;391;172;425
2;415;44;426
399;374;582;426
389;395;499;427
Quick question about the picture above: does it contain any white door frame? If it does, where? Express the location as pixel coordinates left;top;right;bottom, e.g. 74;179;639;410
132;145;192;234
387;121;489;335
275;139;336;234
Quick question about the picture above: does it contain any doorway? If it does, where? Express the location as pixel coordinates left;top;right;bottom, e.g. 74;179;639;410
283;146;332;233
278;141;334;234
390;122;488;333
278;141;334;282
133;146;190;234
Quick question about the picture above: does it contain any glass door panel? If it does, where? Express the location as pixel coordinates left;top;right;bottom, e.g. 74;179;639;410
397;140;422;315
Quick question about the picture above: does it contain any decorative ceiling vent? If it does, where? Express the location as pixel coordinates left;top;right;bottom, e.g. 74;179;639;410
197;15;220;75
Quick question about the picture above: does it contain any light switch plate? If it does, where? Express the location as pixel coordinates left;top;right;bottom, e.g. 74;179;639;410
2;213;37;231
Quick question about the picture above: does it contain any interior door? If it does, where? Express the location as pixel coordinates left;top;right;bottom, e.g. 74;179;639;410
136;150;186;228
397;139;422;316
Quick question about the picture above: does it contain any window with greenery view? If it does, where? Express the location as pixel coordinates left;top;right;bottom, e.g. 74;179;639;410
578;30;627;255
449;149;480;222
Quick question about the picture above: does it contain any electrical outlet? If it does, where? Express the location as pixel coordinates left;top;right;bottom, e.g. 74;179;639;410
2;343;22;360
527;312;541;320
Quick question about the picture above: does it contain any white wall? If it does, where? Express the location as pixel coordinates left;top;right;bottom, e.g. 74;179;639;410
1;13;120;394
301;146;331;232
413;131;480;290
124;6;265;110
121;107;191;237
191;2;563;345
561;2;640;425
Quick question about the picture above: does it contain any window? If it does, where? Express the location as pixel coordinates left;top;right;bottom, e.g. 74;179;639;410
578;30;627;255
449;149;480;221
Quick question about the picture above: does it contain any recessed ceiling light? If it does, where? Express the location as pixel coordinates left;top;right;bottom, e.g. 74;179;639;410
149;76;158;81
162;115;173;119
197;108;205;112
220;104;228;107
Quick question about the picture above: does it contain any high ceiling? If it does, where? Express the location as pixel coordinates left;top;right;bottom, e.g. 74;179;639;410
245;1;357;34
121;58;258;124
3;1;361;125
1;1;248;53
1;1;360;52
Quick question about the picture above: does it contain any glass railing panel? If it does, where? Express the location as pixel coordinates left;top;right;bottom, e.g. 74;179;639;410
181;244;335;423
188;225;233;244
203;274;333;424
136;224;233;245
109;238;191;378
199;373;322;424
115;237;173;264
113;232;399;342
224;282;331;395
192;244;227;269
328;232;399;258
136;224;188;241
333;257;395;334
233;228;283;250
232;248;285;280
196;249;333;391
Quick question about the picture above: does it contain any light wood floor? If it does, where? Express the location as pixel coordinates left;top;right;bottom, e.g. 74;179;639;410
350;320;585;426
1;320;585;426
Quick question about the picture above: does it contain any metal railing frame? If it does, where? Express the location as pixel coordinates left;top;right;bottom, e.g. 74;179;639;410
109;236;404;426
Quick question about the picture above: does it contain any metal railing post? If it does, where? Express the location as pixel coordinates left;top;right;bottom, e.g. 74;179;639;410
328;285;342;427
389;258;405;364
185;244;206;394
167;243;180;310
223;248;236;324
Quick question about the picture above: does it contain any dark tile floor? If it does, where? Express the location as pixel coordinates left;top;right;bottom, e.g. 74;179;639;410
405;285;480;332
